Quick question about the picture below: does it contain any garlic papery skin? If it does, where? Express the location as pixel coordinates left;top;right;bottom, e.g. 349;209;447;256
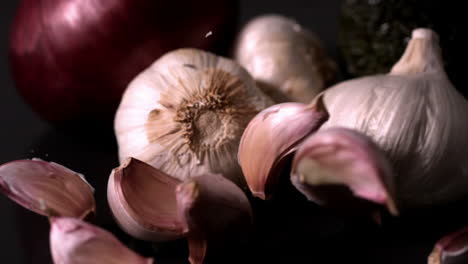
0;159;95;219
291;128;398;215
428;226;468;264
114;48;272;186
50;217;153;264
176;173;252;264
107;158;187;242
238;98;328;199
234;14;336;103
317;28;468;209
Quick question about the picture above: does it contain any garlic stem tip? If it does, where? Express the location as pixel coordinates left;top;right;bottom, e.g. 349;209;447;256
412;28;438;41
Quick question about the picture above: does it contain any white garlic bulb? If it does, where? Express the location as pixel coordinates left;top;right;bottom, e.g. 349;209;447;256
234;14;336;103
114;48;272;185
318;28;468;209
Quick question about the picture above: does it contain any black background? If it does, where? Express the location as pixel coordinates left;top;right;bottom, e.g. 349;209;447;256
2;1;462;264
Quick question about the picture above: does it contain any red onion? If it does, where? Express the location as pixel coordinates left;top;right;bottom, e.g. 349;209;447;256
9;0;238;125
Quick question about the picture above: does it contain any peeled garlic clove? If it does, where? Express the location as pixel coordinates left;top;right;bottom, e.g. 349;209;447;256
238;98;328;199
428;226;468;264
291;128;398;215
114;48;273;187
317;28;468;209
107;158;187;241
0;159;95;219
50;217;153;264
234;14;336;103
176;173;252;264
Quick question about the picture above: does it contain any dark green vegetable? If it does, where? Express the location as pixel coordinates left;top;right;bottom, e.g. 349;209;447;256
339;0;466;94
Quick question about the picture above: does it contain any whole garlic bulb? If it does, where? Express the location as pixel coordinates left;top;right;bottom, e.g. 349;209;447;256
234;14;336;103
115;48;272;185
318;28;468;209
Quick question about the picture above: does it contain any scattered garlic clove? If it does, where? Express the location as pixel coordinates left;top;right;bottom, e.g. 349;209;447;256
238;97;328;199
186;233;207;264
234;14;336;103
291;128;398;215
428;226;468;264
50;217;153;264
176;173;252;264
114;48;273;187
107;158;187;242
0;159;95;219
107;158;252;264
317;28;468;209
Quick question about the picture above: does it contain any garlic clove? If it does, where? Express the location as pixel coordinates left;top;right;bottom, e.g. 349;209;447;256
238;97;328;199
186;233;207;264
291;128;398;215
107;157;187;242
317;28;468;209
0;159;95;219
176;173;252;264
107;158;252;264
428;226;468;264
114;48;273;187
234;14;336;103
50;217;153;264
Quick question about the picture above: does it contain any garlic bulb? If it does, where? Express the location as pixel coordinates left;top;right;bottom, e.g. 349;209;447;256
318;28;468;209
115;48;272;185
234;14;336;103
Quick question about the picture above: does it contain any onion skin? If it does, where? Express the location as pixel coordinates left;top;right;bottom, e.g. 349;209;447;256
9;0;238;125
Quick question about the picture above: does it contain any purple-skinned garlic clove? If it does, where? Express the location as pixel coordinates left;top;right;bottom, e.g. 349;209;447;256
428;226;468;264
291;127;398;215
50;217;153;264
176;173;252;264
0;159;95;219
107;158;187;242
107;158;252;264
238;97;328;199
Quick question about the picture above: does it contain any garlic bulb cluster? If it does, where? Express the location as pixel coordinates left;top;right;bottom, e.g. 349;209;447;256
234;14;336;103
319;28;468;209
239;28;468;213
115;48;272;186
